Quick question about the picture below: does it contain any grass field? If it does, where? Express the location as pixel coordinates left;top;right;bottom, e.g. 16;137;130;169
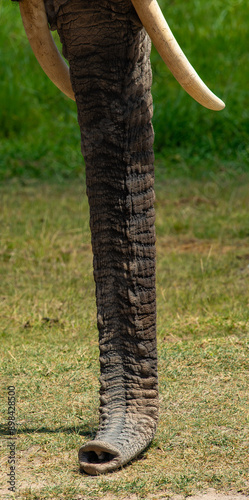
1;1;249;181
0;177;249;499
1;0;249;498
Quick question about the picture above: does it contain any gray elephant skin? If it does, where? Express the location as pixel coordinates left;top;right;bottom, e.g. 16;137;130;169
12;0;224;476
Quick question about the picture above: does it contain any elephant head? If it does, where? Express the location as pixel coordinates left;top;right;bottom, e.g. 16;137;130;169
16;0;224;475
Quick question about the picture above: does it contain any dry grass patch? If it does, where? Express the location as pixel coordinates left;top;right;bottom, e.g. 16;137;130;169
0;179;248;499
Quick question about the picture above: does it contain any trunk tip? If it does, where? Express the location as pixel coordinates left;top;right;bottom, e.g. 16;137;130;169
79;440;122;475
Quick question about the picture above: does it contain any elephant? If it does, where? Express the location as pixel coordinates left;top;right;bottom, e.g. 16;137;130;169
13;0;224;475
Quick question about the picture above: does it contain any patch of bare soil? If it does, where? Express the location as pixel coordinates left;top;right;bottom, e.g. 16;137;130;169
1;487;248;500
99;491;249;500
157;236;246;256
186;490;249;500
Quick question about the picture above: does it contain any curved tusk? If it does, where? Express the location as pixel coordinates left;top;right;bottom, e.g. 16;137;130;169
131;0;225;111
19;0;75;101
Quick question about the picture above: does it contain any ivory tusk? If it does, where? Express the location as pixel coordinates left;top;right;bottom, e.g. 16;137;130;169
19;0;75;101
131;0;225;111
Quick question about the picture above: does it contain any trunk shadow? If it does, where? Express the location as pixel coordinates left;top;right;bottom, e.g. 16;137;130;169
0;424;97;438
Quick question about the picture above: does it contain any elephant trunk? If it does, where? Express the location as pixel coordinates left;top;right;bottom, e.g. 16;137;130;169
46;0;159;474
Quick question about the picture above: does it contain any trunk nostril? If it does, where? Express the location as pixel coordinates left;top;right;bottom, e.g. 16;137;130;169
79;442;122;473
81;450;116;464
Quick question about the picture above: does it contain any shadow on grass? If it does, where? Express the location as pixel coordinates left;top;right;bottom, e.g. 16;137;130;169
0;424;95;438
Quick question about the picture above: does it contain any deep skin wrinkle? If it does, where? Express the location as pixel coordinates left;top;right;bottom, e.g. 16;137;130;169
47;0;159;474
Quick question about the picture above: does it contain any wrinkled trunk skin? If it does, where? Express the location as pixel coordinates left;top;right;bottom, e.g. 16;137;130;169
45;0;159;474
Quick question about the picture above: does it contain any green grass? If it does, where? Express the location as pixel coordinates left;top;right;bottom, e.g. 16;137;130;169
152;0;249;171
0;178;249;499
1;1;249;181
1;1;249;497
0;4;82;181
